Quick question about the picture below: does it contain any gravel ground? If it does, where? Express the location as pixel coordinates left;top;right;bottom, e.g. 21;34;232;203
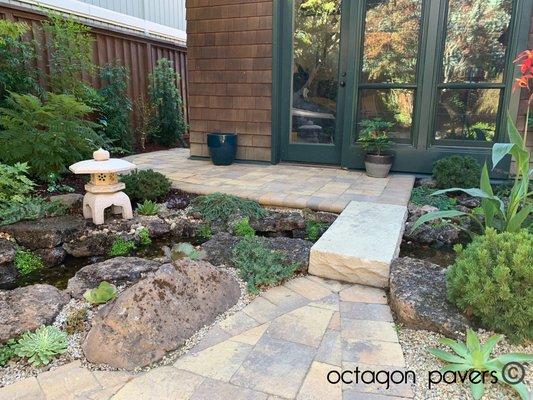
399;327;532;400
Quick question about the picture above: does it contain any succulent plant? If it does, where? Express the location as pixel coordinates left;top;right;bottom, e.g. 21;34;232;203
14;326;68;367
163;242;206;261
83;281;118;305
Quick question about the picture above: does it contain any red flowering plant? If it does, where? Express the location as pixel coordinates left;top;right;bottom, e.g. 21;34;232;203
514;49;533;145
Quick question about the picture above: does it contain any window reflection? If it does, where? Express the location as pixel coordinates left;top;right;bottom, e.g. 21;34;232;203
442;0;512;83
357;89;415;140
291;0;341;144
362;0;422;84
435;89;500;141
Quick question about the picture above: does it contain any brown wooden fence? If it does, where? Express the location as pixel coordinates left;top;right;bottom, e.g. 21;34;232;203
0;4;188;141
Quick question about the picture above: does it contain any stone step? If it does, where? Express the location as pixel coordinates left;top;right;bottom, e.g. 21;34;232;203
309;200;408;288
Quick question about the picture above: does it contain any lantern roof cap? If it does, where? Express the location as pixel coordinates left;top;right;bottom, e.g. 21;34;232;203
69;148;136;174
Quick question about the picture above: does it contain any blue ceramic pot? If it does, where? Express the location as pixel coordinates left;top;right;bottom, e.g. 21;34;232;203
207;133;237;166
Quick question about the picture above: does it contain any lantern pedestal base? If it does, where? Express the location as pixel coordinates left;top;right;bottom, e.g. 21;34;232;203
83;191;133;225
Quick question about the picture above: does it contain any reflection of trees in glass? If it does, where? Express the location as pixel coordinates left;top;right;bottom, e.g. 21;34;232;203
293;0;340;111
443;0;511;83
363;0;422;83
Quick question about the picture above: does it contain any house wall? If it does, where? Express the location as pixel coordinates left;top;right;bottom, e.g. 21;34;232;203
186;0;273;161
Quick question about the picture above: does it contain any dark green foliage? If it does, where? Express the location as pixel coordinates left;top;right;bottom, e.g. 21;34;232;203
357;118;394;155
447;229;533;342
0;20;40;104
0;197;67;226
410;186;457;210
136;200;159;216
197;224;213;240
232;237;297;294
98;63;133;152
190;192;267;223
108;237;136;257
432;155;482;189
149;58;187;146
0;162;35;203
121;169;171;203
43;13;98;104
138;227;152;245
305;220;329;241
14;248;44;275
0;339;17;366
233;217;256;237
0;92;104;180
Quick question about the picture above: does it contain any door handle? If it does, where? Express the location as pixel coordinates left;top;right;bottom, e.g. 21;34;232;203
339;81;346;87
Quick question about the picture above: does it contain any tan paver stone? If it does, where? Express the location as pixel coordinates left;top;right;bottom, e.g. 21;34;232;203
341;319;399;343
218;311;261;336
242;297;284;324
230;336;316;399
340;302;394;322
190;378;268;400
341;363;414;398
87;385;126;400
189;325;232;353
329;311;341;331
37;361;100;400
112;367;203;400
261;285;309;310
266;305;334;348
231;323;270;345
284;277;333;301
343;391;410;400
342;341;406;367
339;285;388;304
306;276;352;293
315;330;342;367
92;370;133;389
309;293;340;311
174;340;253;381
296;361;342;400
0;376;44;400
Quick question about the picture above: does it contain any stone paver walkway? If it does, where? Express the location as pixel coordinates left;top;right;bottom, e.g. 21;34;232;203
0;276;412;400
125;149;415;212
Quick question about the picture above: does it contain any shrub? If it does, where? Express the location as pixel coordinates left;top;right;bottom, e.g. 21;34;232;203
14;248;44;275
0;196;67;226
83;281;118;305
190;193;267;223
305;220;329;241
133;99;157;150
409;186;456;210
233;217;256;237
0;92;104;180
138;227;152;246
136;200;159;216
98;63;133;152
108;237;136;257
232;237;297;293
43;12;97;103
0;162;35;203
0;20;39;104
121;169;171;203
447;229;533;342
432;155;481;189
14;325;68;366
149;58;187;146
357;118;394;155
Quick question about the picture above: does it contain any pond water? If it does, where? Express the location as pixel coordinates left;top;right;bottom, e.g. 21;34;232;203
14;236;200;290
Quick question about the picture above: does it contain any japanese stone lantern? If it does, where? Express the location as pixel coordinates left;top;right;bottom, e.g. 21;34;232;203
69;148;136;225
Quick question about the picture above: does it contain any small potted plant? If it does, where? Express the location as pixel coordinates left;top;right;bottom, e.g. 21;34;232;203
357;118;395;178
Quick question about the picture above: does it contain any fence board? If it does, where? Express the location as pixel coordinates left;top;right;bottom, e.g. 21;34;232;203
0;4;188;143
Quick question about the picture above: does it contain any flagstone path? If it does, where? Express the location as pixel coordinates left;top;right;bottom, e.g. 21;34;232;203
0;276;412;400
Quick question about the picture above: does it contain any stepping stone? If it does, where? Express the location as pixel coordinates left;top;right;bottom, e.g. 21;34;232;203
309;201;408;288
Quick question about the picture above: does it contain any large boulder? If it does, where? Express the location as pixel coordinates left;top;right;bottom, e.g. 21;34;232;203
249;211;306;234
83;260;241;369
403;204;462;245
389;257;470;339
0;238;16;266
202;233;312;272
0;216;85;250
66;257;162;298
136;216;171;237
35;247;67;267
63;233;114;258
0;239;18;289
0;284;69;342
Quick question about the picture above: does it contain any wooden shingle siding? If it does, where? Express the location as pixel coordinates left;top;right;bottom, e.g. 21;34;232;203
186;0;273;161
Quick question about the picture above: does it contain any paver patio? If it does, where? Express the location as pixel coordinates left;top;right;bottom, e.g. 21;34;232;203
0;276;413;400
125;149;415;212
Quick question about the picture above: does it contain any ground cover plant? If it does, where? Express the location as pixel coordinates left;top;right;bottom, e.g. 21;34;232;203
108;237;136;257
0;196;67;226
232;236;298;294
305;220;329;241
138;227;152;245
447;229;532;343
14;326;68;367
409;186;457;211
190;192;267;223
432;155;482;189
136;200;159;216
14;248;44;275
0;162;34;203
121;169;171;203
233;217;256;237
428;329;533;400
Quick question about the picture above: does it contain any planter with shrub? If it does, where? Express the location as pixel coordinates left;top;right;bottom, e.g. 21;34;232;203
356;118;395;178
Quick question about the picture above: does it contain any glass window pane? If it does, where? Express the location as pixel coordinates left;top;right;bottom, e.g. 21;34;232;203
442;0;512;83
435;88;501;141
356;89;415;141
362;0;422;84
291;0;341;144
